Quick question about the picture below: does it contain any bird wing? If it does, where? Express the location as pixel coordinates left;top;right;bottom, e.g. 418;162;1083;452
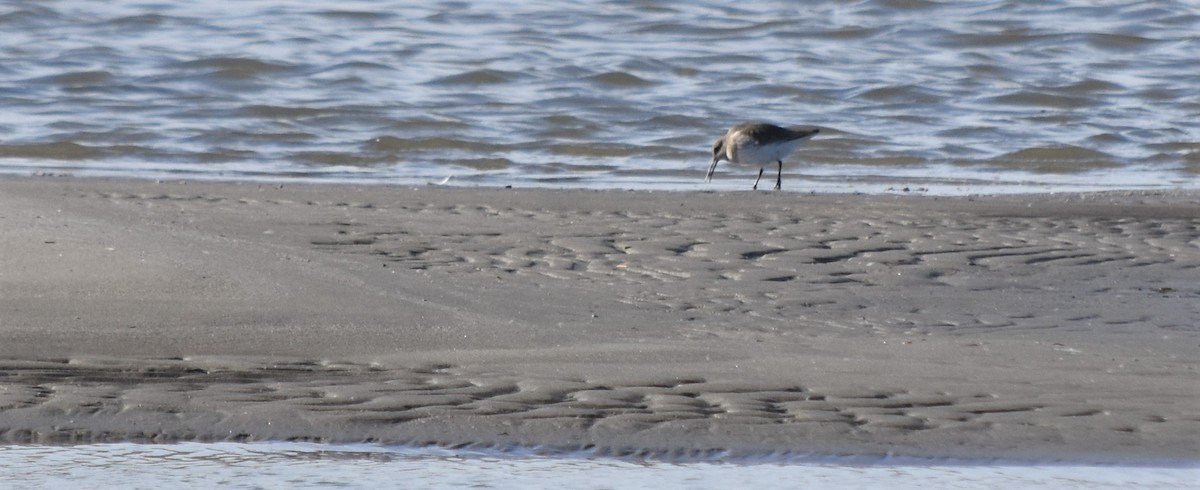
739;123;814;144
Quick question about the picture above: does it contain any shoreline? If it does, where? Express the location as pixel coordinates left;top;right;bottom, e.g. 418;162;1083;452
1;175;1197;462
15;167;1200;198
5;440;1199;469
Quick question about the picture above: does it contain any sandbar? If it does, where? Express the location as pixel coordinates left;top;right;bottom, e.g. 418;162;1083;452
1;176;1197;462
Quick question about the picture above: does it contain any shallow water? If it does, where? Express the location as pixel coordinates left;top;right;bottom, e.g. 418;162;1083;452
0;0;1197;192
1;443;1195;489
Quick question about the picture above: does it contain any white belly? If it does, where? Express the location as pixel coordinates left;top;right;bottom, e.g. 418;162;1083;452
727;134;803;166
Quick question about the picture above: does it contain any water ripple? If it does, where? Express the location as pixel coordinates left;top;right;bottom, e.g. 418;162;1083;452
0;0;1195;191
0;443;1194;490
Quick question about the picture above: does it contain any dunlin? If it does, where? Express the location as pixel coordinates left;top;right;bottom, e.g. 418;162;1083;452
706;122;820;190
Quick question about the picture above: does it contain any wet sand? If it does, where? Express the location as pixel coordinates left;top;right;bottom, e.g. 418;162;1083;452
1;176;1197;462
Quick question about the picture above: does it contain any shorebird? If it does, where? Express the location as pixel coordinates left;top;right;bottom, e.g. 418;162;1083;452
706;122;820;190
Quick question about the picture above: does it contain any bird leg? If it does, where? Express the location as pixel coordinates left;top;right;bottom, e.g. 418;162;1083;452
774;160;782;190
752;167;764;190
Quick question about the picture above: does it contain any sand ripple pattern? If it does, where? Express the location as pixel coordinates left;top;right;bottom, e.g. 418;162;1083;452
2;357;1192;454
308;197;1200;338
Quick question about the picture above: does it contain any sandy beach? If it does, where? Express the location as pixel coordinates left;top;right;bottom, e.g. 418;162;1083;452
0;176;1196;462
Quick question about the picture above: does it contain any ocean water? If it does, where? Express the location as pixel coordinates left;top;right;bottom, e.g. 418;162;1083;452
1;443;1196;489
0;0;1196;193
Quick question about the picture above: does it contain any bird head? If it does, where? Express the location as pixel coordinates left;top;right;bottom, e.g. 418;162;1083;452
705;138;727;182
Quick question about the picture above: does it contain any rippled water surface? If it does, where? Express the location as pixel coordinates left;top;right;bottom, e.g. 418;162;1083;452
1;1;1197;192
1;443;1196;489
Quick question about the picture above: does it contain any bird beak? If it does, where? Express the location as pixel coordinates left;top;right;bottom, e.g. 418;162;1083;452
705;157;719;182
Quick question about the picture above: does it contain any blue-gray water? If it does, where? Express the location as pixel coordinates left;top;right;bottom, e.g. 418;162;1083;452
0;0;1197;192
1;443;1195;489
